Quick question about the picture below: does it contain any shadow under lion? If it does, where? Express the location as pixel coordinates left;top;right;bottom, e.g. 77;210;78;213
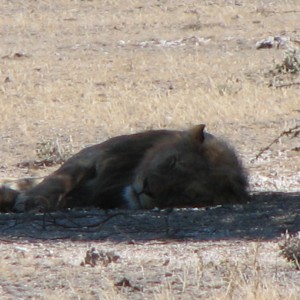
0;192;299;242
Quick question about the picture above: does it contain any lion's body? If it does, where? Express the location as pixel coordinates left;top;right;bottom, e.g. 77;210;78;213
0;125;249;212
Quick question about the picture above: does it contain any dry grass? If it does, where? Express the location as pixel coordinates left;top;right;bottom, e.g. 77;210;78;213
1;1;299;143
1;240;300;300
0;0;300;299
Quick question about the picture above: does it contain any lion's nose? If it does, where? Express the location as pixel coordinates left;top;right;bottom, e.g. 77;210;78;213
142;178;154;197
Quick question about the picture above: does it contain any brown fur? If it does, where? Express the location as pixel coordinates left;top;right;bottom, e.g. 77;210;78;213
0;186;20;212
0;125;248;212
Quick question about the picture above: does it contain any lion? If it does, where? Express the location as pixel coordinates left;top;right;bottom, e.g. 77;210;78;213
0;124;249;212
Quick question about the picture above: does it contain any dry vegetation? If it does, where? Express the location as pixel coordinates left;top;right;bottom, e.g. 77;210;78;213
0;0;299;299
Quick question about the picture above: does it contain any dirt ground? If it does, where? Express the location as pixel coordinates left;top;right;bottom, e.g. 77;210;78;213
0;0;300;299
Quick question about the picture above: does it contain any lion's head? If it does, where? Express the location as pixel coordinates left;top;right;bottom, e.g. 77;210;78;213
124;124;248;209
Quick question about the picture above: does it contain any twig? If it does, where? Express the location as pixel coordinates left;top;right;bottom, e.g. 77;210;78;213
44;211;127;230
252;125;300;161
271;82;300;89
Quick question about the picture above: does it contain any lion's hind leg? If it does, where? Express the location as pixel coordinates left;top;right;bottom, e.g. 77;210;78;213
0;177;40;212
13;152;99;212
0;186;20;212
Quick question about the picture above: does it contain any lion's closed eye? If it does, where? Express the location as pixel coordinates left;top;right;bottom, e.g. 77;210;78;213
162;155;178;170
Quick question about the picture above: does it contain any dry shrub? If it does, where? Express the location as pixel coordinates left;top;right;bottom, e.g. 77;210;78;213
36;138;73;165
275;49;300;74
279;232;300;269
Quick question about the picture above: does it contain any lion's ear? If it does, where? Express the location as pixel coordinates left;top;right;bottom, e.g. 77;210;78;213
189;124;206;143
